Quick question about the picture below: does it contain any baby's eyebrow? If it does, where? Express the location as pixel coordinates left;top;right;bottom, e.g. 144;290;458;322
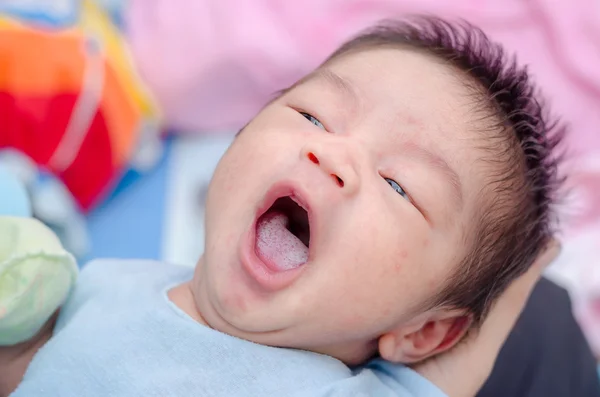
403;143;464;210
286;69;360;111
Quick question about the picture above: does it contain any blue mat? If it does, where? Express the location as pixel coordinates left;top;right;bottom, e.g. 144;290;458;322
82;140;172;263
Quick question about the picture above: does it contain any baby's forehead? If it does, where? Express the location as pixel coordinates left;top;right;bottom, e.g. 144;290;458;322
297;49;480;139
324;47;464;88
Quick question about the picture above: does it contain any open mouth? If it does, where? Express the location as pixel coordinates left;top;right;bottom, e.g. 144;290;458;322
254;196;311;272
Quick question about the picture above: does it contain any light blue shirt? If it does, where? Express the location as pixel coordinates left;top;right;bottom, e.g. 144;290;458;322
11;260;447;397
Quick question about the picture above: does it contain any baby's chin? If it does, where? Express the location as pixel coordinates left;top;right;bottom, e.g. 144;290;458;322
188;259;380;366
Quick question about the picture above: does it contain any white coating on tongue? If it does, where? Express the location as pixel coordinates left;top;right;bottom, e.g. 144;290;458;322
256;211;308;271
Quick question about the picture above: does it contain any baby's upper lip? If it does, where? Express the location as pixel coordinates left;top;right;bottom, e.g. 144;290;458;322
289;191;310;214
258;181;310;216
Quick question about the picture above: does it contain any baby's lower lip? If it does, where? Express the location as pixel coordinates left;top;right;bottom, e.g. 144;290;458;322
238;217;308;293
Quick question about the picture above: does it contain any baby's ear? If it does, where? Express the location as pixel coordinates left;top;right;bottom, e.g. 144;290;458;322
378;311;471;364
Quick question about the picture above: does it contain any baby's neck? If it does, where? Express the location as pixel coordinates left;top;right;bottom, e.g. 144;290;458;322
168;282;210;327
167;282;377;366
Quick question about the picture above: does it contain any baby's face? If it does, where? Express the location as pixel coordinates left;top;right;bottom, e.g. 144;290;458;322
193;48;489;364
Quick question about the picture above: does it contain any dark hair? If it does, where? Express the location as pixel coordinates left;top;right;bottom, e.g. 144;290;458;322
326;16;565;325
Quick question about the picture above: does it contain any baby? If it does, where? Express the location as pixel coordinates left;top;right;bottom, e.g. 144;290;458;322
1;16;563;397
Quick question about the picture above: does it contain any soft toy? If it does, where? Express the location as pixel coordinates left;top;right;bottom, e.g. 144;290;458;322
0;167;78;346
0;162;30;218
0;0;162;212
0;149;90;258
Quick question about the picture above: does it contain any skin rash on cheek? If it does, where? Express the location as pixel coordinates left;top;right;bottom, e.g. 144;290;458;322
393;251;408;272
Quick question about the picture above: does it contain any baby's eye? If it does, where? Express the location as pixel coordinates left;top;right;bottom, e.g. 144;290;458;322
385;178;410;201
300;112;325;130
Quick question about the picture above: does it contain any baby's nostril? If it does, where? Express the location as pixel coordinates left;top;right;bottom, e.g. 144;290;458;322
307;152;319;165
332;174;344;187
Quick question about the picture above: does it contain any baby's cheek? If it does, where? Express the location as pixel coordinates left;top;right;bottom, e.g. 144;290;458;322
385;239;418;272
333;300;394;335
392;250;409;272
337;311;372;330
216;285;250;315
381;241;435;300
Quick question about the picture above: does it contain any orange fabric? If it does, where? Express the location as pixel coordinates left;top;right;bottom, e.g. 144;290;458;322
100;63;139;167
0;24;85;95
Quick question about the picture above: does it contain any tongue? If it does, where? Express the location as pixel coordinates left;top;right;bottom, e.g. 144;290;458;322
255;211;308;271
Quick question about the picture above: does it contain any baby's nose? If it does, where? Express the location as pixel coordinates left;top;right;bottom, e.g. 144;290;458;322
300;143;359;194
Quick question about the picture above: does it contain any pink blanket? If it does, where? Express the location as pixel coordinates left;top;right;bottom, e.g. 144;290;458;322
125;0;600;355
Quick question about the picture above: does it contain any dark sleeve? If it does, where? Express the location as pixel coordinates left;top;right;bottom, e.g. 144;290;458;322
477;277;600;397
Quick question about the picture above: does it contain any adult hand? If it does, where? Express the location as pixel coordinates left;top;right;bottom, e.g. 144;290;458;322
413;241;561;397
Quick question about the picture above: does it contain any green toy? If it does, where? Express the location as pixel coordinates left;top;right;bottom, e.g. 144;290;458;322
0;169;78;346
